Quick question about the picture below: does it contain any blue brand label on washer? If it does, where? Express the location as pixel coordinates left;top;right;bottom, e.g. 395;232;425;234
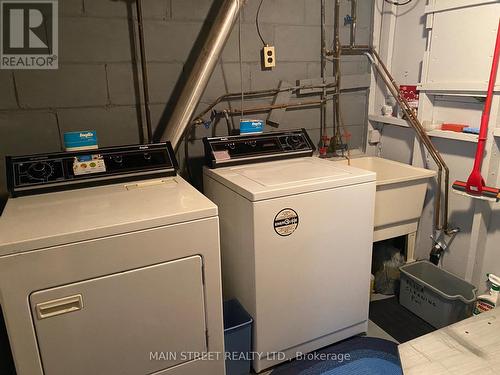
240;119;264;134
64;131;98;151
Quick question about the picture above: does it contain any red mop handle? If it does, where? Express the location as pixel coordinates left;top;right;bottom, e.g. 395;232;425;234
472;19;500;173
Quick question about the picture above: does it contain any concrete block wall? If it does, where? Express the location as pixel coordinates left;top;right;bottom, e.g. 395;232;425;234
0;0;373;195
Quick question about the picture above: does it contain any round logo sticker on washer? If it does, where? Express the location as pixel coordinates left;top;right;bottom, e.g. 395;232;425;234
274;209;299;236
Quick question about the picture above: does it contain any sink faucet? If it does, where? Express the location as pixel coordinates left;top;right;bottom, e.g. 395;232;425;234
430;244;444;265
429;228;460;265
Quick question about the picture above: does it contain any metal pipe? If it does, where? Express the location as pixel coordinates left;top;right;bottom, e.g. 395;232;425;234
192;82;338;124
161;0;246;149
195;88;283;121
350;0;357;47
340;39;446;216
364;52;444;225
371;50;448;180
371;60;442;228
192;96;340;126
370;49;450;231
136;0;153;143
320;0;328;143
340;46;371;55
370;54;442;209
332;0;342;149
216;98;334;117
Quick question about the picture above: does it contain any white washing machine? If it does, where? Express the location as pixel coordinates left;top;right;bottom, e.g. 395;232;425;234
0;143;225;375
203;129;376;372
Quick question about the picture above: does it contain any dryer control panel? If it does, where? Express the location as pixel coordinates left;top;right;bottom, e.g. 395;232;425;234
6;143;178;197
204;129;315;168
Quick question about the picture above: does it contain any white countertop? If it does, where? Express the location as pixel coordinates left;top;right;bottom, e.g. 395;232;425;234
399;308;500;374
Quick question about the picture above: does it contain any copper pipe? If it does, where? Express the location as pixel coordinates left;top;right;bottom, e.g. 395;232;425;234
193;98;335;123
371;49;450;231
369;49;450;231
372;61;442;229
195;88;282;120
370;53;443;229
192;83;338;123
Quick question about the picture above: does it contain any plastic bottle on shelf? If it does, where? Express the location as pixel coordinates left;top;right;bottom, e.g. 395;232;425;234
473;273;500;315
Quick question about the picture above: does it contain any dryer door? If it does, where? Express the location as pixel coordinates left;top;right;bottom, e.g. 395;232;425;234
30;256;207;375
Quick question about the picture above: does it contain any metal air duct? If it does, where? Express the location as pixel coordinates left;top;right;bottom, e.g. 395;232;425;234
161;0;246;149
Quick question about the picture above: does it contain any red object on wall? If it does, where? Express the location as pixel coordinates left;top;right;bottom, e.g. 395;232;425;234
441;123;468;132
400;85;419;112
452;18;500;201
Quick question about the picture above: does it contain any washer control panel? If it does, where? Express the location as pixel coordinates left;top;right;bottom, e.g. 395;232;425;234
6;143;178;197
73;155;107;176
204;129;315;168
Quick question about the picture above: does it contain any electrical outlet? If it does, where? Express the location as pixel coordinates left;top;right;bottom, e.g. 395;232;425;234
262;45;276;69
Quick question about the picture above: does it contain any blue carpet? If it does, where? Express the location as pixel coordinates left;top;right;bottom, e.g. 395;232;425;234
270;337;402;375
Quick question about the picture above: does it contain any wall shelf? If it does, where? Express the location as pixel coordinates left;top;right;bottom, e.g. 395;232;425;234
368;114;409;128
426;129;478;143
418;83;500;94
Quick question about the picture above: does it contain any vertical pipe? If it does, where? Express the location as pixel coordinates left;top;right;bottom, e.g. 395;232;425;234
161;0;245;149
350;0;357;47
320;0;327;143
136;0;153;143
332;0;341;149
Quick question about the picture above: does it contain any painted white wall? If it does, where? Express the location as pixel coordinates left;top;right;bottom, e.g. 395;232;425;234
368;0;426;164
391;0;427;84
371;0;500;291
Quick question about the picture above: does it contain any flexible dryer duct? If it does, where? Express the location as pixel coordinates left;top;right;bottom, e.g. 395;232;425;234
161;0;246;149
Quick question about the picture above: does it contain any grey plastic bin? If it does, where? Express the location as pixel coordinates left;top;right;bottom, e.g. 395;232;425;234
223;299;253;375
399;261;477;329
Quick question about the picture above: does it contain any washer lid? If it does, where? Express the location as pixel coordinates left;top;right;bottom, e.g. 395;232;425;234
0;176;217;256
204;157;376;201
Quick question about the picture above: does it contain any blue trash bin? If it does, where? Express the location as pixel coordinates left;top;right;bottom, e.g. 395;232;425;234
223;299;253;375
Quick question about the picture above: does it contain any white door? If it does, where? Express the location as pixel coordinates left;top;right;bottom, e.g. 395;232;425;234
30;256;207;375
252;183;375;353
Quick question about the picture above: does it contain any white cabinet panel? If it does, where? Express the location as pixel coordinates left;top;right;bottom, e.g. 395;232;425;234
424;3;500;91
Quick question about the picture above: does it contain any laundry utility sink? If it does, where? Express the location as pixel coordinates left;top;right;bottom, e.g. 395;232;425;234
334;157;436;242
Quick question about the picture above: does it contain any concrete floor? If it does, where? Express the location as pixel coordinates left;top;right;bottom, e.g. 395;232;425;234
250;294;398;374
367;318;398;343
